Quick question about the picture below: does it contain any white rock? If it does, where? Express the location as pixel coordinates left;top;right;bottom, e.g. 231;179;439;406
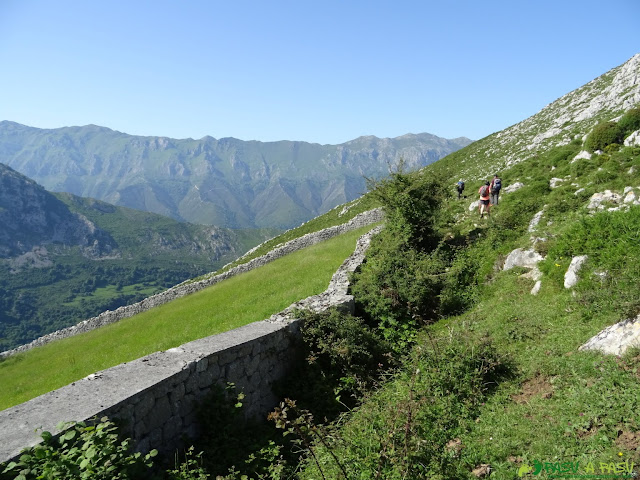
528;210;545;232
564;255;588;289
522;266;543;281
575;188;585;196
503;182;524;193
587;190;622;210
579;314;640;356
469;200;479;212
550;177;564;189
530;280;542;295
571;150;592;163
503;248;544;271
624;190;637;204
624;130;640;147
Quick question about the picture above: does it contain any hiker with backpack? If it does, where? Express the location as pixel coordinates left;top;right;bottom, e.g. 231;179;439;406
478;181;491;218
456;179;465;199
490;174;502;205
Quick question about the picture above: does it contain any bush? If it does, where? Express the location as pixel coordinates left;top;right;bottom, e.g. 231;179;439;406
297;333;512;479
617;107;640;137
352;231;448;348
278;308;394;419
365;165;447;251
585;121;622;152
0;417;156;480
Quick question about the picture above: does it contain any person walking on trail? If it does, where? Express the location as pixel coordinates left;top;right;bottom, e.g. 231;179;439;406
490;174;502;205
478;181;491;218
456;179;465;199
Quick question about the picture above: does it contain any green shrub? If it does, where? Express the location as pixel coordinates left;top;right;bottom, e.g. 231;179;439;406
617;107;640;137
491;181;549;233
585;121;622;152
365;165;447;251
0;417;156;480
279;308;394;419
167;447;210;480
439;246;482;316
351;231;448;348
297;333;512;479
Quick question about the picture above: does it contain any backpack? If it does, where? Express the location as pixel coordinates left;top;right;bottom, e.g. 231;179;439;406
480;185;489;197
457;181;465;190
492;178;502;192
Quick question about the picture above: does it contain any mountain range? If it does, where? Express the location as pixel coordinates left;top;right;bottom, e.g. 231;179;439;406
0;125;471;228
0;162;275;350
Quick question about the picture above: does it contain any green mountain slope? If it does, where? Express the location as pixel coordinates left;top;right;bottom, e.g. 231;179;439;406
292;53;640;479
0;123;471;228
0;163;275;351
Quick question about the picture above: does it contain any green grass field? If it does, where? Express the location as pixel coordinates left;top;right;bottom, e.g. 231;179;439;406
0;225;374;411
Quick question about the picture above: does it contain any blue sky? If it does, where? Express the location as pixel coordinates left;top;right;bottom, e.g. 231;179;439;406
0;0;638;145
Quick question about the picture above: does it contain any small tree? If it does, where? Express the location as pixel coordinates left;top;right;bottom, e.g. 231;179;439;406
365;161;447;251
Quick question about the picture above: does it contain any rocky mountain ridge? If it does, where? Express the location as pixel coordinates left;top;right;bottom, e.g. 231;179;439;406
0;163;116;262
0;124;471;228
445;53;640;182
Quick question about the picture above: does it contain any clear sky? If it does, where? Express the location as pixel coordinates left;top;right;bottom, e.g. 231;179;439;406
1;0;638;145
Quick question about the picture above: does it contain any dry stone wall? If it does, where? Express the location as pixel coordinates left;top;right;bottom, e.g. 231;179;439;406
0;223;384;464
1;208;384;358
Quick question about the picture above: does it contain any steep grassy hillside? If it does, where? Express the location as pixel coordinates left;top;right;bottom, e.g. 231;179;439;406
291;56;640;479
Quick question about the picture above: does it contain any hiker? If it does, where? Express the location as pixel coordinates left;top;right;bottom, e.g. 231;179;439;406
456;179;465;199
490;174;502;205
478;181;491;218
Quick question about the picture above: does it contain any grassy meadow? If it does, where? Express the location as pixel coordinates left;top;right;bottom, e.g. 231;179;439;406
0;225;374;411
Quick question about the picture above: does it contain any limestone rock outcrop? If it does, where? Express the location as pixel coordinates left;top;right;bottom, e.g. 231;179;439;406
579;314;640;356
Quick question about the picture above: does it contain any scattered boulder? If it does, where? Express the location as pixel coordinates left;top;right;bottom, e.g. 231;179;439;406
624;190;638;204
550;177;564;189
571;150;592;163
624;130;640;147
564;255;588;289
503;182;524;194
469;200;479;212
587;190;622;210
579;314;640;356
530;280;542;295
503;248;544;271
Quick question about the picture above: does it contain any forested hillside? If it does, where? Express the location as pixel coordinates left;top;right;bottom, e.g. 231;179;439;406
0;163;275;351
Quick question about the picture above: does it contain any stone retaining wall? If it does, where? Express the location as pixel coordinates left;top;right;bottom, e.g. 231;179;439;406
0;224;384;463
1;208;384;358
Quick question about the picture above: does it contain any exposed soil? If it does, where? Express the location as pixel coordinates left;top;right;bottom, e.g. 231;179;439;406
512;375;554;404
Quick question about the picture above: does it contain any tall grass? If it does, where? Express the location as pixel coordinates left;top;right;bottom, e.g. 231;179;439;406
0;225;373;411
